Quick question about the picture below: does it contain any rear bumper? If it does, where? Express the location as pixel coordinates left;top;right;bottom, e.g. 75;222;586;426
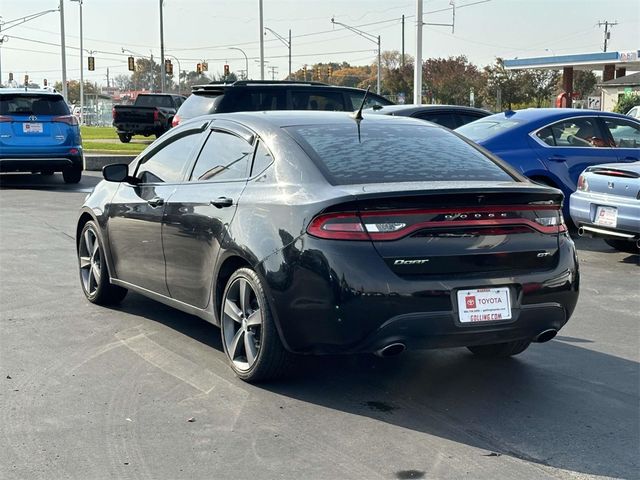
114;121;164;135
570;191;640;238
0;152;83;173
258;233;580;354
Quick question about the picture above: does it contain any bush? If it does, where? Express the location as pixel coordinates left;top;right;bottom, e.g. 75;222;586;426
613;93;640;114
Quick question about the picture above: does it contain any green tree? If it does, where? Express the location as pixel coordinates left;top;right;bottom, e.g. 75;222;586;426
53;80;99;104
613;93;640;114
573;70;598;100
484;58;529;110
523;69;561;107
423;55;486;106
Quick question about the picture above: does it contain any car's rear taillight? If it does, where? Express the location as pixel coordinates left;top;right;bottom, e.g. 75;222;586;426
112;107;116;120
172;115;180;127
153;110;160;122
308;205;566;241
577;174;589;192
52;115;79;126
0;115;13;123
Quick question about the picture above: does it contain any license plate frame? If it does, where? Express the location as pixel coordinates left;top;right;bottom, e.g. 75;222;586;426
594;206;617;228
456;287;512;323
23;122;43;133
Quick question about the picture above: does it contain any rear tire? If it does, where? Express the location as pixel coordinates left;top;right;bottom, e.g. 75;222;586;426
62;166;82;184
605;238;639;254
467;340;531;358
220;268;292;382
78;221;128;305
118;133;132;143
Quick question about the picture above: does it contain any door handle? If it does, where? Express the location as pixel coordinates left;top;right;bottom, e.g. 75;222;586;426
210;197;233;208
548;155;566;162
147;196;164;207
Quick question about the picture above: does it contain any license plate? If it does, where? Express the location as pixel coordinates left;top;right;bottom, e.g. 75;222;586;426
23;123;43;133
457;287;512;323
594;206;617;228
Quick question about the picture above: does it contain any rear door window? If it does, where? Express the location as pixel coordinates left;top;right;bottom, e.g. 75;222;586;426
229;90;286;112
290;90;345;111
347;92;390;110
285;123;513;185
0;94;69;116
541;118;611;148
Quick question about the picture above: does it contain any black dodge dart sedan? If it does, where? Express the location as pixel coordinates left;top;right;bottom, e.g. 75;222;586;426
76;111;579;382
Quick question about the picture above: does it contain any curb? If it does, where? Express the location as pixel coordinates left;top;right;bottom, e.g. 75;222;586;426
84;154;136;171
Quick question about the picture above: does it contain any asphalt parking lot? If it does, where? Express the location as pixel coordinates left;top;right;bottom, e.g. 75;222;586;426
1;171;638;480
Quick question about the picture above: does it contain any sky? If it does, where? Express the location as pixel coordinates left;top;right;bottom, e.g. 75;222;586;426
1;0;639;87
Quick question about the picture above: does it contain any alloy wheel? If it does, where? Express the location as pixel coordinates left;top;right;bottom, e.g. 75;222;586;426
78;227;102;297
222;277;263;371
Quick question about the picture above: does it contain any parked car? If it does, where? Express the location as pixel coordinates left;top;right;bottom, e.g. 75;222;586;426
112;93;186;143
570;162;640;253
456;108;640;217
368;104;491;129
0;88;83;183
626;106;640;120
171;80;393;127
76;111;579;382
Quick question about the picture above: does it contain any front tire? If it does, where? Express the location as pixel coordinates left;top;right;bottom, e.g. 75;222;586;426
605;238;639;254
78;221;127;305
467;340;531;358
220;268;292;382
118;133;132;143
62;166;82;184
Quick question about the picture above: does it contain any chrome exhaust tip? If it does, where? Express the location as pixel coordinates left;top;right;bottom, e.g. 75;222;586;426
534;329;557;343
375;343;406;357
577;227;585;237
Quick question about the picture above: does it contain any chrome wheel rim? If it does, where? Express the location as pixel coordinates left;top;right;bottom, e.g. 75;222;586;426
222;277;263;372
79;228;101;296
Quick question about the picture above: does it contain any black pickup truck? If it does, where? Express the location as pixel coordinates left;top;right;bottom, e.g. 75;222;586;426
112;93;186;143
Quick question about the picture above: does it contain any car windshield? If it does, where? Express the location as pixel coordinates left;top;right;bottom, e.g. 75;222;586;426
456;117;522;142
285;122;513;185
0;94;70;116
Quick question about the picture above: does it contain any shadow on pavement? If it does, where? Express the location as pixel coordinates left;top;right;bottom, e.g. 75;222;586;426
113;292;639;479
0;172;101;193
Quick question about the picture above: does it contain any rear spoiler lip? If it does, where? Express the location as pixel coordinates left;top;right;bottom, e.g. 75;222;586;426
585;167;640;179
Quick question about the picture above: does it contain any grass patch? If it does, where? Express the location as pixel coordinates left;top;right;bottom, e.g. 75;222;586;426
80;126;119;140
83;141;146;154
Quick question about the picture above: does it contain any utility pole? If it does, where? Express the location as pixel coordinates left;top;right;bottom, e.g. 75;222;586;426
59;0;68;101
106;67;110;88
401;15;405;68
159;0;165;92
259;0;265;80
598;20;617;52
71;0;83;122
268;65;278;80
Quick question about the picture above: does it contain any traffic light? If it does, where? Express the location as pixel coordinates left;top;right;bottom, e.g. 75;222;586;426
223;64;230;76
88;56;95;71
127;56;135;71
24;74;29;86
315;66;320;79
201;62;208;72
328;65;333;77
196;63;203;74
165;59;173;75
43;78;48;87
8;72;13;83
302;65;307;81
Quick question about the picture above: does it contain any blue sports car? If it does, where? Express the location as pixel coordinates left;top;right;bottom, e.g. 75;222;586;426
456;108;640;216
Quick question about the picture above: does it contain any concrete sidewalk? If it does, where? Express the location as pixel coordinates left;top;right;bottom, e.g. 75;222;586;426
84;154;136;171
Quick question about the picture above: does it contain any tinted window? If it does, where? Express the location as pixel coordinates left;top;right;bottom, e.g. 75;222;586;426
535;126;556;146
0;94;69;115
135;95;173;108
347;92;390;110
251;140;274;176
190;130;253;181
456;117;521;142
544;118;611;148
414;112;457;129
457;113;485;126
178;94;220;118
285;123;512;185
229;90;286;112
136;132;202;183
291;91;345;111
603;118;640;148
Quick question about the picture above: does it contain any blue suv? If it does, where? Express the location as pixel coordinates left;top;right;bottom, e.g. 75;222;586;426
0;88;83;183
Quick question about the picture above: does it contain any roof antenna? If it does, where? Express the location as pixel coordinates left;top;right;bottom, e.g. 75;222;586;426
352;85;370;121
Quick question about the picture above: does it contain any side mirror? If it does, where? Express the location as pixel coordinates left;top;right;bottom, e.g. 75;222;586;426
103;163;133;183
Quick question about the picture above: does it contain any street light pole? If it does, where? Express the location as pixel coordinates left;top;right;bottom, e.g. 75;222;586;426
264;27;291;79
259;0;264;80
330;17;381;94
59;0;68;101
159;0;165;93
228;47;248;80
414;0;422;104
71;0;83;123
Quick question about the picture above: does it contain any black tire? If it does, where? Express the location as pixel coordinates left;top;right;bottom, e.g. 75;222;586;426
78;221;128;305
62;166;82;184
467;340;531;358
118;133;132;143
605;238;639;254
220;268;292;382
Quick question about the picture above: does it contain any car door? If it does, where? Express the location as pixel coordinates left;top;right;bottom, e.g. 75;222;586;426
162;122;256;308
599;116;640;162
530;116;619;191
107;127;205;295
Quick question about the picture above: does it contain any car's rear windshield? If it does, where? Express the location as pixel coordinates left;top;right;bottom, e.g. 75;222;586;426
135;95;174;108
0;94;69;116
285;123;513;185
455;116;522;142
178;93;221;118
